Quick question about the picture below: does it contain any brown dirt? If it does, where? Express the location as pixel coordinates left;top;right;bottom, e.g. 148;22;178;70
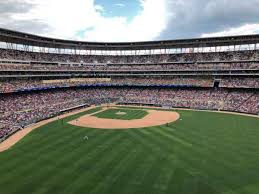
0;106;96;152
69;108;180;129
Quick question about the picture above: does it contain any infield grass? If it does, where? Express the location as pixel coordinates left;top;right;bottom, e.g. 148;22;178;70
93;108;148;120
0;107;259;194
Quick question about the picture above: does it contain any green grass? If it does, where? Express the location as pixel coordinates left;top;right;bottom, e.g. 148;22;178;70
0;107;259;194
93;108;148;120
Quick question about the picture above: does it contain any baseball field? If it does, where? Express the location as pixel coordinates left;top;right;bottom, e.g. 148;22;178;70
0;106;259;194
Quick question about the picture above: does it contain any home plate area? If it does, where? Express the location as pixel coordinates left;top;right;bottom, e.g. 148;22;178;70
69;107;180;129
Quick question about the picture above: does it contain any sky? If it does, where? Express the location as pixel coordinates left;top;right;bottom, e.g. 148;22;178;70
0;0;259;42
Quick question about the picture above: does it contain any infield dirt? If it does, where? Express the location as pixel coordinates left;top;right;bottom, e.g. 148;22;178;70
69;108;180;129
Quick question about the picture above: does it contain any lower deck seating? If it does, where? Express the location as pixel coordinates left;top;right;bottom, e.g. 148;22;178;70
0;87;258;140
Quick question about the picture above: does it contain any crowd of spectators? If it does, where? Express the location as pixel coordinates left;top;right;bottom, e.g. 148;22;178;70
0;78;212;93
111;77;213;87
0;79;111;93
0;62;258;72
119;88;258;114
0;88;114;141
1;77;258;93
220;78;259;88
0;48;259;72
1;49;258;63
0;87;258;141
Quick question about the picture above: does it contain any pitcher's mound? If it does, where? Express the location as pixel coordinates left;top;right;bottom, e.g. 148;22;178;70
69;109;180;129
116;111;127;115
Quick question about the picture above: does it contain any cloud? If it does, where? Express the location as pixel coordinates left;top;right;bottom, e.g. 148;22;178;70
0;0;49;33
0;0;168;42
94;4;105;13
114;3;125;7
159;0;259;39
202;24;259;37
17;0;102;39
0;0;34;15
82;0;169;42
1;19;51;35
1;0;259;42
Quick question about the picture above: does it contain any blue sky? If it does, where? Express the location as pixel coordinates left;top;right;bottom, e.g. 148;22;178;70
1;0;259;42
95;0;141;21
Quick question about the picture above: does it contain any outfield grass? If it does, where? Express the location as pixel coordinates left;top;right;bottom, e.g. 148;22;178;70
93;108;148;120
0;107;259;194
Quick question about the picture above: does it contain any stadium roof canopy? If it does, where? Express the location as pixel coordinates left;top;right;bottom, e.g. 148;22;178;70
0;28;259;50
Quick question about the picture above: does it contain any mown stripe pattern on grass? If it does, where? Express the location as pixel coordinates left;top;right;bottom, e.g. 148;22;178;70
0;108;258;194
